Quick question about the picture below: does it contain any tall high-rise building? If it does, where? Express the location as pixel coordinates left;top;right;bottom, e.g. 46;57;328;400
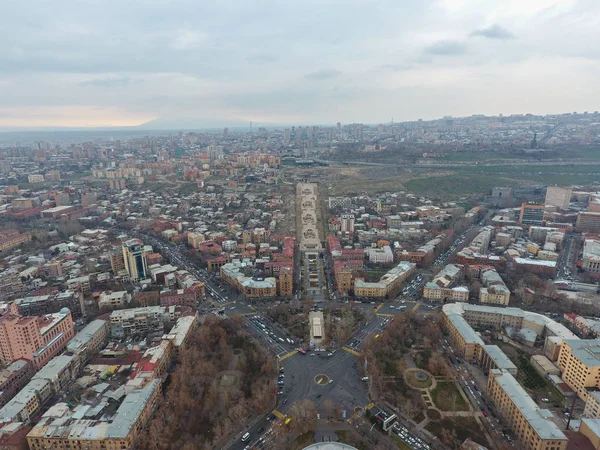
340;214;355;234
544;186;572;210
223;127;229;137
122;239;148;281
284;128;290;144
278;267;293;297
336;122;341;131
0;309;74;369
519;203;545;226
207;145;223;161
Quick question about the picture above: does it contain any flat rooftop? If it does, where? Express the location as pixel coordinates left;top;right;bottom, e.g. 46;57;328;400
490;369;567;441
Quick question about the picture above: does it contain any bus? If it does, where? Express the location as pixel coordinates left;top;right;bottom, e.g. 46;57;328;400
298;348;306;355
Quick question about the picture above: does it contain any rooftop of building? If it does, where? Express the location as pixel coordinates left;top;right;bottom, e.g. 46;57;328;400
67;320;107;354
490;369;567;441
43;205;75;213
0;359;30;385
446;314;484;346
563;339;600;367
163;315;197;347
28;378;160;441
483;345;517;371
514;257;557;267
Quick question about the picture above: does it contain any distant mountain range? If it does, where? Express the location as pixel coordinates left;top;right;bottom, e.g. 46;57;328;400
0;117;297;133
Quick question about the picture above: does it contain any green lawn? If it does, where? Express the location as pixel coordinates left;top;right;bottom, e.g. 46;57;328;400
425;417;487;446
514;352;564;405
430;382;468;411
404;174;514;198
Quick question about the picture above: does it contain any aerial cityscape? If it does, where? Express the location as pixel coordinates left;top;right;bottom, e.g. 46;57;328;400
3;1;600;450
0;114;600;450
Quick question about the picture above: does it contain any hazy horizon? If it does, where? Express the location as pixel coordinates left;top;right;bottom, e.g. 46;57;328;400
2;0;599;129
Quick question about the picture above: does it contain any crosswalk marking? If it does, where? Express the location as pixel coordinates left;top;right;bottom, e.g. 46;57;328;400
279;350;298;361
342;346;361;357
411;302;421;312
376;313;394;317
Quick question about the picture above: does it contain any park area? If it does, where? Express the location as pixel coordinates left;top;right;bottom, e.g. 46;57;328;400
430;381;469;412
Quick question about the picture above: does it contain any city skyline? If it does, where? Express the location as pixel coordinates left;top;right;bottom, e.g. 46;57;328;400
1;0;599;129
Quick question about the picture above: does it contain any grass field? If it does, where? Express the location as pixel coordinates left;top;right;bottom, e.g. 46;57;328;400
430;381;469;411
404;173;512;198
425;417;487;446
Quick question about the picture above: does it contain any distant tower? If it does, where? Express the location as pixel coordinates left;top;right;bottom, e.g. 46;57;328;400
250;121;253;135
337;122;341;132
223;127;229;137
530;132;538;149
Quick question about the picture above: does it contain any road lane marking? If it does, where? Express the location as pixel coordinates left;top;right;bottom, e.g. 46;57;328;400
373;303;384;313
279;350;298;361
376;313;394;317
272;409;285;419
411;302;421;312
241;312;256;316
342;346;361;356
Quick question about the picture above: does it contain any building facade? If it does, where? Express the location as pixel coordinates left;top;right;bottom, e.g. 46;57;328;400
487;369;567;450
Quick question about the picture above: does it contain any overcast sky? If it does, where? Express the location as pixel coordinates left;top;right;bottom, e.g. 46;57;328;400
1;0;599;129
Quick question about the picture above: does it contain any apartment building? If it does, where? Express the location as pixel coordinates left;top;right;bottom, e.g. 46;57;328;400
0;269;24;300
577;212;600;233
109;251;125;274
442;313;483;360
545;186;572;210
443;303;577;360
423;264;469;303
26;378;161;450
519;204;546;226
66;319;109;364
365;245;394;264
487;369;567;450
0;359;35;408
0;309;74;369
582;239;600;273
340;214;355;234
221;261;277;298
278;267;293;297
354;261;416;299
109;306;172;338
0;230;32;253
480;345;518;376
557;339;600;401
470;227;493;253
583;392;600;418
15;292;82;318
479;268;511;306
98;290;130;310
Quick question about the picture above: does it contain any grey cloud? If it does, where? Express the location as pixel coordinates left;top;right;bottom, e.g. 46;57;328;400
79;76;134;88
246;54;279;64
304;69;341;80
470;24;515;40
423;40;467;56
381;64;413;71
